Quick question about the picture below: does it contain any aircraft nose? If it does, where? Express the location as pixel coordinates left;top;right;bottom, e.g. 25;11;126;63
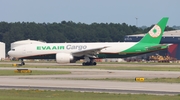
8;51;13;57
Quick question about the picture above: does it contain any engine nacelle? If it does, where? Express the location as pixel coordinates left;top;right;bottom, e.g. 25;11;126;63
56;53;74;63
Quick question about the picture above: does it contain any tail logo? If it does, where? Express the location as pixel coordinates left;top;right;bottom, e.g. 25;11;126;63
149;25;161;38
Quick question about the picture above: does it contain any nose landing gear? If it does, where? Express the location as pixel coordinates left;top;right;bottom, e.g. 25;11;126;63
20;59;25;66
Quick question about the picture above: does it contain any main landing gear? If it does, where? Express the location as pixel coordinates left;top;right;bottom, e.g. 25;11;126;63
12;59;25;67
82;56;97;66
82;61;97;66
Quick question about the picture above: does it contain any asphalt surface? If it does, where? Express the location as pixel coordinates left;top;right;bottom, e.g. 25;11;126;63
0;62;180;95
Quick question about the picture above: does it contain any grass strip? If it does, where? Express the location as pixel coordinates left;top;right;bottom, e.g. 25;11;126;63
1;62;180;71
20;77;180;83
0;70;71;76
0;89;180;100
51;77;180;83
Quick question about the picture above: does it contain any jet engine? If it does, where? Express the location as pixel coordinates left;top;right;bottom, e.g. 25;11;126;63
56;53;74;63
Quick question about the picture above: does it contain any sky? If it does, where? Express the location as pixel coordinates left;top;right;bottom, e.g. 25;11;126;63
0;0;180;27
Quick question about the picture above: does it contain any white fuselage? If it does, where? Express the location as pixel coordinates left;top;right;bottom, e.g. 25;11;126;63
8;42;137;58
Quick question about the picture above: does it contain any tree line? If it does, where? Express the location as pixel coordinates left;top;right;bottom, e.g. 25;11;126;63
0;21;175;53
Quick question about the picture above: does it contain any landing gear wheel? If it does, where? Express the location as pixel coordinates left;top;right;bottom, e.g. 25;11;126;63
82;62;86;66
82;62;89;66
82;62;97;66
20;59;25;66
93;62;96;65
83;57;97;66
22;61;25;65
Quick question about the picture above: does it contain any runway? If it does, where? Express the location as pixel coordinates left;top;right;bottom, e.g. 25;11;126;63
0;63;180;95
0;77;180;95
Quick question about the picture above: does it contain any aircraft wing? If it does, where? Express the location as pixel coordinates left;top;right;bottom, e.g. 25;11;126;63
72;46;109;58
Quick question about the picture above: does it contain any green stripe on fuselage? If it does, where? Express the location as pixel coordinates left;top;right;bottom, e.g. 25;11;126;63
119;43;168;54
97;44;168;58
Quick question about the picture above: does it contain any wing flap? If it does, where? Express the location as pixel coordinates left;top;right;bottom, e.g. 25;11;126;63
72;46;109;58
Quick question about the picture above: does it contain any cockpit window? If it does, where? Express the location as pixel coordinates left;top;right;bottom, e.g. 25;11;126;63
11;49;15;51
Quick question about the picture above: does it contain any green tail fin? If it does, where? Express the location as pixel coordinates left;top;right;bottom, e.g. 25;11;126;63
139;17;169;44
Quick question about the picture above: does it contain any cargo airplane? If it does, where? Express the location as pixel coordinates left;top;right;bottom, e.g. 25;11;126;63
8;17;169;66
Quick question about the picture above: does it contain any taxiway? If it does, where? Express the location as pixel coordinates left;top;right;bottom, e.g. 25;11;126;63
0;63;180;95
